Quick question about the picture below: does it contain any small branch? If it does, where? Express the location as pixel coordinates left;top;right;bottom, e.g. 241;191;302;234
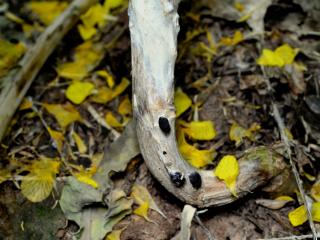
86;104;121;139
0;0;97;141
258;234;320;240
272;103;317;239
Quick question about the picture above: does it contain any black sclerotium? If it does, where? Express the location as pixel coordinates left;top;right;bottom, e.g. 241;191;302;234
158;117;171;134
189;172;202;189
169;172;185;187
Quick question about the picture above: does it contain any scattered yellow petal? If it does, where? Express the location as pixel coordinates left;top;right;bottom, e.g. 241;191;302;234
288;205;307;227
57;61;89;80
234;2;244;12
229;122;260;146
113;77;130;98
257;44;299;68
78;24;97;41
0;39;26;78
214;155;239;196
91;78;130;104
105;229;124;240
131;184;166;219
104;0;127;10
81;3;106;28
312;202;320;222
57;41;103;81
174;88;192;117
47;127;64;152
27;1;68;25
66;81;95;104
96;70;115;88
74;171;99;188
180;120;216;141
133;201;150;221
311;181;320;202
105;112;123;128
275;196;294;202
71;131;87;154
178;130;214;168
43;103;82;130
220;31;243;46
21;158;60;202
118;95;132;116
19;98;33;110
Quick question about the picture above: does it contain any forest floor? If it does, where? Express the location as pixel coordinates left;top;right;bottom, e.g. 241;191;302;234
1;0;320;239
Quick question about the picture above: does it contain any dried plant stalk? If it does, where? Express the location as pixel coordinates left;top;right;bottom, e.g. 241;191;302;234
0;0;97;141
129;0;287;207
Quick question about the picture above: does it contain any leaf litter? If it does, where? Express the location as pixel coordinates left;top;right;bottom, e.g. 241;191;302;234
1;0;320;239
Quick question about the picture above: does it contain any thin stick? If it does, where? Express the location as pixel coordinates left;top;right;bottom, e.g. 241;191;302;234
0;0;97;141
272;103;317;239
258;234;320;240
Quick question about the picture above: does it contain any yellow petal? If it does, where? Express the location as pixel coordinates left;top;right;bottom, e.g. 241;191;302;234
312;202;320;222
311;181;320;202
274;44;298;65
257;44;298;67
78;24;97;41
19;98;33;110
118;95;132;116
257;49;284;67
104;0;127;10
288;205;307;227
275;196;294;202
27;1;68;25
229;122;260;146
91;86;114;104
71;131;87;154
133;201;150;221
181;120;216;140
81;3;106;28
214;155;239;196
47;127;64;152
66;81;95;104
105;112;123;128
57;61;88;80
105;229;124;240
178;130;214;168
96;70;115;88
131;184;166;219
21;158;60;202
74;172;99;188
112;77;130;98
174;88;192;117
0;39;26;78
43;103;82;130
220;31;243;46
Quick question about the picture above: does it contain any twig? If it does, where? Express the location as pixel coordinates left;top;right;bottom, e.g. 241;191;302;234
194;214;215;240
0;0;97;141
272;104;317;239
86;104;121;138
258;234;320;240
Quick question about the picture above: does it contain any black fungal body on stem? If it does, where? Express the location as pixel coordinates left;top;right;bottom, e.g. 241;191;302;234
189;172;202;189
159;117;171;134
169;172;185;187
